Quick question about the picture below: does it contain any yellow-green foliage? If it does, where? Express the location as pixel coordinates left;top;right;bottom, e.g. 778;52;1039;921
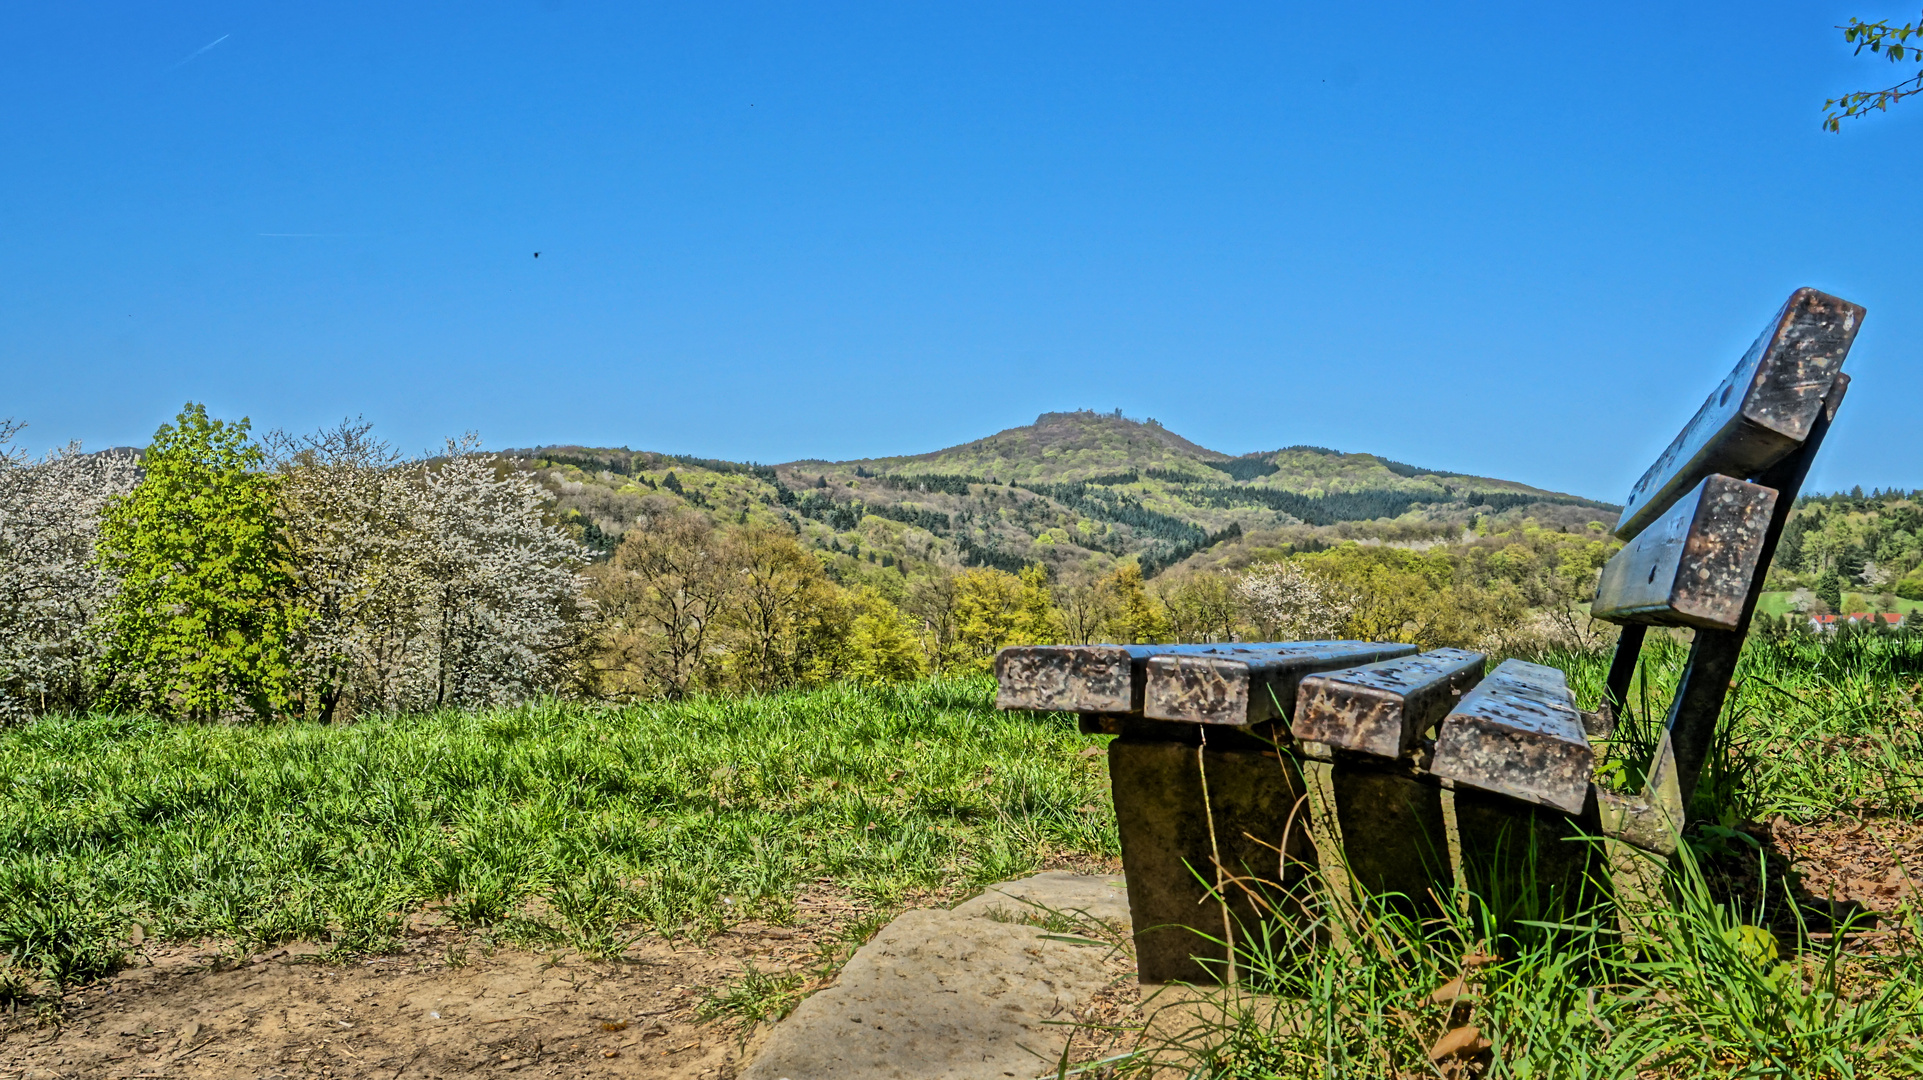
949;565;1061;671
1101;562;1169;644
94;404;300;721
1289;519;1617;648
844;588;925;683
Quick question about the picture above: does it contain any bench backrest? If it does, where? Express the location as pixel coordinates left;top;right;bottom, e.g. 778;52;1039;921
1615;289;1861;539
1591;287;1864;807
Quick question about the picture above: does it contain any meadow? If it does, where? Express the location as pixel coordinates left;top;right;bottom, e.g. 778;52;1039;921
0;679;1113;993
5;631;1923;1077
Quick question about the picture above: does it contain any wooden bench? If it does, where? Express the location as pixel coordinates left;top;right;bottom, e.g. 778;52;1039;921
992;288;1864;982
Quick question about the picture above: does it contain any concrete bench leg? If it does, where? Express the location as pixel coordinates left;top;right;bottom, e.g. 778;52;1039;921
1109;731;1315;985
1596;730;1685;952
1302;750;1451;948
1442;785;1600;931
1604;839;1670;952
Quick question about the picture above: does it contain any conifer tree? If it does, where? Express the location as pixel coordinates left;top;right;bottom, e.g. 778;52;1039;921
1816;569;1845;612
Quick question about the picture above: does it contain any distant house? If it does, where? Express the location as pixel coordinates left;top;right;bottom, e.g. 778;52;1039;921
1807;612;1908;633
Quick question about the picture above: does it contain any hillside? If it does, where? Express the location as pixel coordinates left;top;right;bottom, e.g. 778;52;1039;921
513;411;1617;576
1761;487;1923;611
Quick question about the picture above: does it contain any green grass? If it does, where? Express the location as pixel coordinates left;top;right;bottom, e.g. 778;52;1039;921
0;677;1116;990
1086;629;1923;1077
1530;628;1923;822
1756;591;1923;618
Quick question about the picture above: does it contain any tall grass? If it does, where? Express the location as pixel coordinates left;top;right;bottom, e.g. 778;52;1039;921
1104;629;1923;1078
7;630;1922;1075
1117;845;1923;1078
0;677;1116;991
1527;628;1923;822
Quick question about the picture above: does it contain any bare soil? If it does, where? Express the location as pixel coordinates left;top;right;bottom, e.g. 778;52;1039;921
0;884;888;1080
0;857;1131;1080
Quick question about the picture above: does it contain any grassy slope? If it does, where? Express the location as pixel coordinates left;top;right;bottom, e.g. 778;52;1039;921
0;680;1113;985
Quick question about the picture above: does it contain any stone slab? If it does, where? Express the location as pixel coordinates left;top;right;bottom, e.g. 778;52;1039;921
951;871;1132;927
742;880;1127;1080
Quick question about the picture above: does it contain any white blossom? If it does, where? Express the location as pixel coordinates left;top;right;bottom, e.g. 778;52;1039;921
0;422;139;719
402;438;591;710
1233;560;1352;641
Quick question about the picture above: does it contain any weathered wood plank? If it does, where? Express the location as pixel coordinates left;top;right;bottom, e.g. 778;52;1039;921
995;643;1314;714
1142;642;1418;727
1429;659;1593;815
1615;287;1862;540
1593;474;1779;631
1290;648;1488;759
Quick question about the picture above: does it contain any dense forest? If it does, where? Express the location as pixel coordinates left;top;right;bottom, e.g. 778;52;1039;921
518;409;1618;580
0;407;1643;721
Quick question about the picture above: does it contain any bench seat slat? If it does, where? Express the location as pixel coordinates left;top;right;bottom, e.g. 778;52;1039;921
1142;641;1419;727
995;642;1332;714
1290;648;1488;759
1429;659;1592;814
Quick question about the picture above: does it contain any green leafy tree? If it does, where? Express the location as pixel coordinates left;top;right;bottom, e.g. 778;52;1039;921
1158;570;1241;643
844;588;925;683
1825;11;1923;129
1011;564;1062;645
717;527;850;691
951;567;1029;670
94;405;299;720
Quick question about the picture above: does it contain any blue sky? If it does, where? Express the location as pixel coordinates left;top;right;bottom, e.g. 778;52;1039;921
5;2;1919;500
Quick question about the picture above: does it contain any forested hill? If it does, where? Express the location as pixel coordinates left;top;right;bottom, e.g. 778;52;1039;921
512;410;1617;576
1763;487;1923;608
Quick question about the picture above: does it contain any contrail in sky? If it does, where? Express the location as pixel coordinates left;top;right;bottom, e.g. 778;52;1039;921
169;34;229;70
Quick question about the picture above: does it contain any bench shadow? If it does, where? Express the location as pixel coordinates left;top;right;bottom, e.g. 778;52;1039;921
1689;819;1887;951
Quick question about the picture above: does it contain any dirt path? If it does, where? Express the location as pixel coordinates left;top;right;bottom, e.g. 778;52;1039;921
0;886;889;1080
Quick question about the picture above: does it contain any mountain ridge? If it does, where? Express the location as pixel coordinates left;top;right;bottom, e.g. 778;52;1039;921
514;410;1617;577
786;409;1606;503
